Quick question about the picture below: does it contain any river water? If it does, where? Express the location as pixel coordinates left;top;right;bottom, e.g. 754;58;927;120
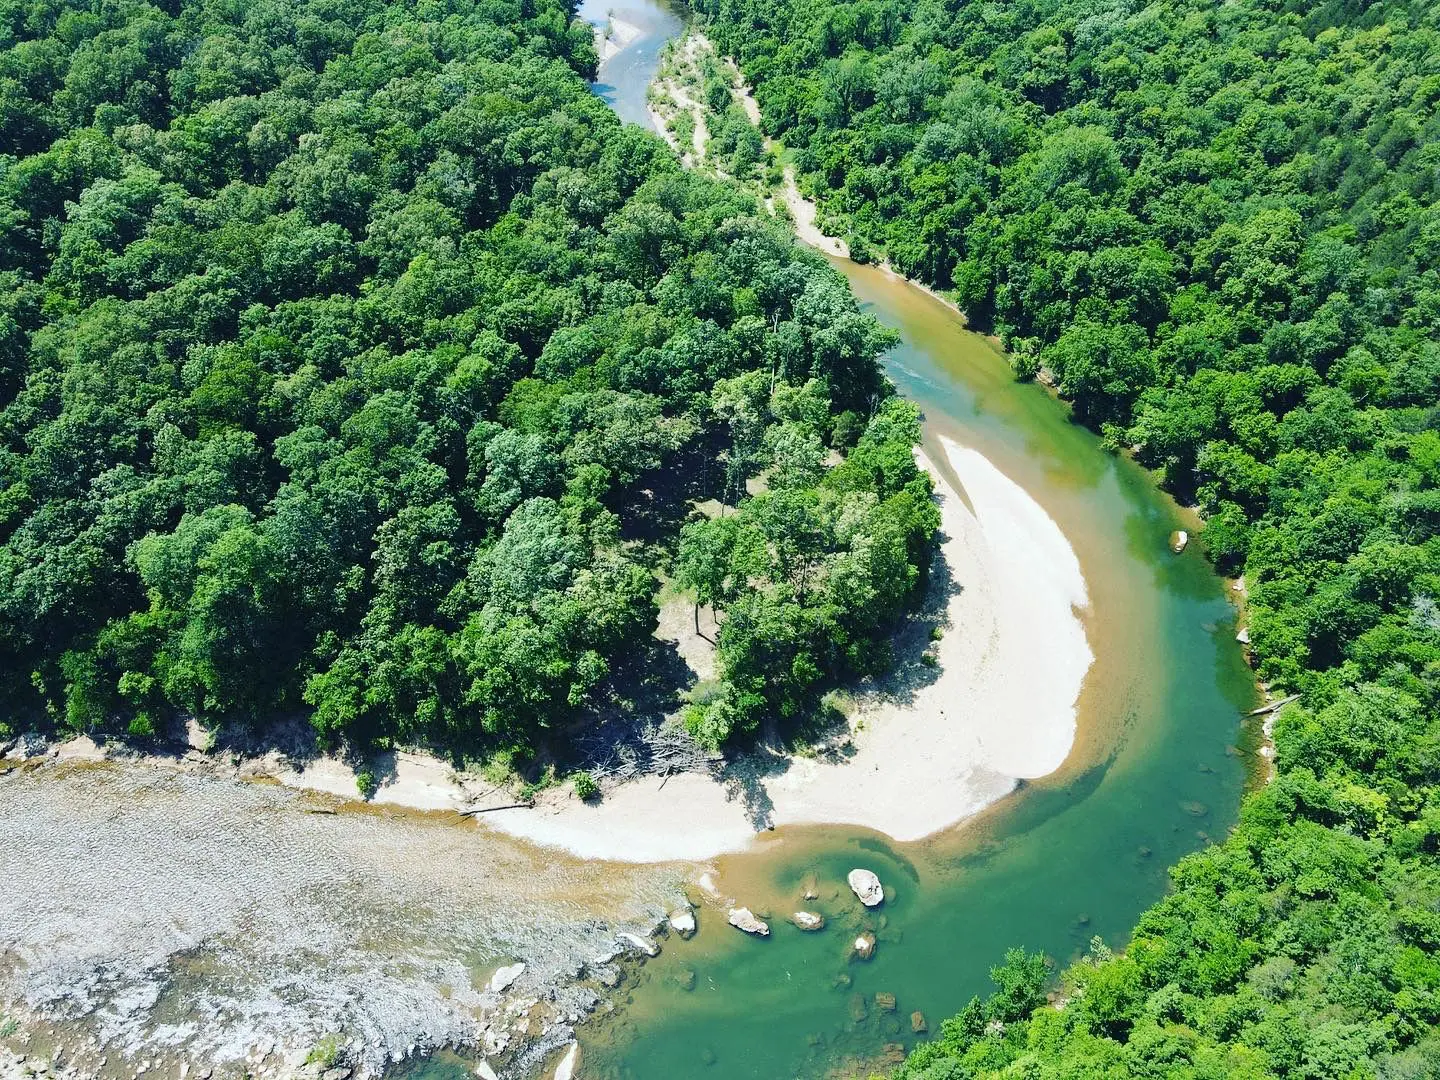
568;7;1260;1079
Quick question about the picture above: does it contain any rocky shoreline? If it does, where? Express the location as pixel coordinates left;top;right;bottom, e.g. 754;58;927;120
0;735;697;1080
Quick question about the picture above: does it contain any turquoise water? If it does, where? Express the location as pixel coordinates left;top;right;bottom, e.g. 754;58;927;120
574;258;1258;1079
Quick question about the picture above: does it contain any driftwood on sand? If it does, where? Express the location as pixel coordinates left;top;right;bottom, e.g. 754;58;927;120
585;723;721;784
458;802;535;816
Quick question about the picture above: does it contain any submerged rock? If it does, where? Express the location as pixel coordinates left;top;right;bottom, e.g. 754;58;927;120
791;911;825;931
800;873;819;901
874;992;896;1012
853;932;876;960
847;869;884;907
488;962;525;994
727;907;770;936
668;906;697;938
911;1011;928;1033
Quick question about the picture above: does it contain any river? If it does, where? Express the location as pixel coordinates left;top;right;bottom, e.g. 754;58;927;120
0;11;1257;1080
563;6;1259;1079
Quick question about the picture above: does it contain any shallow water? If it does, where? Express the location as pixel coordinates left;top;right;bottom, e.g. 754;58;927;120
577;0;683;128
573;17;1260;1079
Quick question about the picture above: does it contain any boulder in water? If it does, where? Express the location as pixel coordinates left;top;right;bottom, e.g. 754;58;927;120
800;873;819;901
668;906;697;938
728;907;770;936
1170;529;1189;553
791;911;825;931
911;1011;928;1033
488;962;525;993
476;1062;500;1080
853;932;876;960
847;868;884;907
874;992;896;1012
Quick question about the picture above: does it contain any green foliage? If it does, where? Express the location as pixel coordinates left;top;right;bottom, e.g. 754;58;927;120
303;1034;342;1068
572;770;599;801
696;0;1440;1075
0;0;922;761
354;770;377;801
676;397;938;743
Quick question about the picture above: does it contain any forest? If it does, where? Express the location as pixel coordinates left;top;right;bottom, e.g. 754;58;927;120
693;0;1440;1075
0;0;936;760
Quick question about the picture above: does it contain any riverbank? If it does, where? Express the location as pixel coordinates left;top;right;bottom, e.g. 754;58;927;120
10;430;1094;868
0;750;692;1080
482;439;1092;859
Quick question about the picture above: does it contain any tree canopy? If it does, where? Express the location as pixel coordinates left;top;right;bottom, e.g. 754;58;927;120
0;0;935;760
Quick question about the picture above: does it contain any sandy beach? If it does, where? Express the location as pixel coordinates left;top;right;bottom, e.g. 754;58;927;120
483;438;1093;859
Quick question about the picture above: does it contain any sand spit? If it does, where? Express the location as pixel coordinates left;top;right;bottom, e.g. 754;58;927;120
24;436;1090;866
482;440;1093;859
592;15;642;63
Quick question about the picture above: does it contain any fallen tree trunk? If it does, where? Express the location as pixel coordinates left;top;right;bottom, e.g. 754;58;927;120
1249;694;1300;717
458;802;535;816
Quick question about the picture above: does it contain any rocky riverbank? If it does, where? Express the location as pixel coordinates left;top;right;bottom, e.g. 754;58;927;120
0;742;695;1080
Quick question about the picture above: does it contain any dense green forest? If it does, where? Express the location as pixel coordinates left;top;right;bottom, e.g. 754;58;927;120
0;0;936;759
694;0;1440;1075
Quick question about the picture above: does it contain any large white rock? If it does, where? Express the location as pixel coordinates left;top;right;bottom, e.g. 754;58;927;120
619;932;660;957
488;962;525;993
668;907;697;938
475;1062;500;1080
1170;529;1189;553
728;907;770;936
792;911;825;931
847;868;884;907
553;1042;580;1080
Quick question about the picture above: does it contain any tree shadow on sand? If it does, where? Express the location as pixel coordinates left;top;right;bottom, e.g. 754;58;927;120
710;524;966;831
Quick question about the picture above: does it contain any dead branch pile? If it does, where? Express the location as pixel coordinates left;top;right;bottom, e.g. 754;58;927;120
583;723;722;783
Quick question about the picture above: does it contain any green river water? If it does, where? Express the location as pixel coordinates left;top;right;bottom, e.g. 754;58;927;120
558;8;1261;1079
